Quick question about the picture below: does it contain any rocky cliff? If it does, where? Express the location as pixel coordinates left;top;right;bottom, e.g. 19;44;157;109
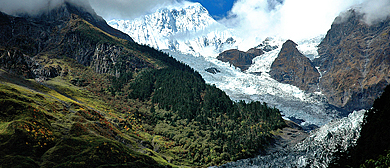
217;48;263;71
0;2;146;81
314;10;390;111
269;40;320;92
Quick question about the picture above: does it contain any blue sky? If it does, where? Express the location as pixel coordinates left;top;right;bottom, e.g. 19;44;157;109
187;0;236;19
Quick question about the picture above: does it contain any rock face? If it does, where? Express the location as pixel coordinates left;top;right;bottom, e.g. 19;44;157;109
269;40;320;92
0;2;145;80
217;48;263;71
35;2;134;42
314;10;390;111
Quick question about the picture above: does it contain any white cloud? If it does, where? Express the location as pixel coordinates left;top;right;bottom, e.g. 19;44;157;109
0;0;94;16
219;0;371;49
0;0;178;20
0;0;63;16
1;0;388;46
360;0;390;25
89;0;178;20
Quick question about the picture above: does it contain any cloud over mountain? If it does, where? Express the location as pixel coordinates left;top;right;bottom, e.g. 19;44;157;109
216;0;390;49
0;0;178;20
360;0;390;25
89;0;178;20
0;0;92;16
1;0;388;48
219;0;368;46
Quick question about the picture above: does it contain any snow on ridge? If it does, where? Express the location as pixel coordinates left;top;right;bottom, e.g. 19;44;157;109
111;2;340;127
164;39;338;127
297;35;324;60
108;2;238;56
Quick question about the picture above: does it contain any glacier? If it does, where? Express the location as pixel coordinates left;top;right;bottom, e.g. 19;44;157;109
106;2;372;167
163;37;339;130
214;109;365;168
108;2;345;130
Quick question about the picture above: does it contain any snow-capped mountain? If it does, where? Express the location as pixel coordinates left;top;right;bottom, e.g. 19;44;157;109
109;2;238;57
109;2;344;129
163;36;341;129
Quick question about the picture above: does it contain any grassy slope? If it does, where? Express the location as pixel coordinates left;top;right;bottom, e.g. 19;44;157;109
0;11;286;167
0;69;178;168
0;14;193;167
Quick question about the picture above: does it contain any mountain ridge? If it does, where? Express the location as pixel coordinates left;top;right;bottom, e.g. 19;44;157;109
315;9;390;111
109;2;238;56
0;1;287;167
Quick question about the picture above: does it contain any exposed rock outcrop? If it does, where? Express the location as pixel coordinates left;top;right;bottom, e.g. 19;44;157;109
91;43;149;75
217;48;263;71
269;40;320;92
0;49;36;78
0;2;145;80
205;67;220;74
34;2;134;42
314;10;390;111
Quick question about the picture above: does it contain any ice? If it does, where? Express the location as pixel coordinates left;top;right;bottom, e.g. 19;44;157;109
216;110;366;168
110;2;341;129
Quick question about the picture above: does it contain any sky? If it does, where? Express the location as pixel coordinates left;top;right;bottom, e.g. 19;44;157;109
187;0;236;19
0;0;389;44
89;0;390;43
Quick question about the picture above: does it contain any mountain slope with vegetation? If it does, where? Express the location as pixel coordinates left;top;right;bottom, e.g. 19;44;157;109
330;84;390;167
315;10;390;112
0;1;286;167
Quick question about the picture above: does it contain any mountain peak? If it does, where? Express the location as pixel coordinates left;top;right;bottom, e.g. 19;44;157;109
33;1;134;42
283;39;298;47
269;40;320;91
32;1;101;22
109;2;235;55
164;2;206;12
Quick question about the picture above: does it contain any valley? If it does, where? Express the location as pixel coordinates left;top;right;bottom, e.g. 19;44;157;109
1;0;390;167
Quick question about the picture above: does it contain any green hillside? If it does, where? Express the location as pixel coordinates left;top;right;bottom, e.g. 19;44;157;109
330;85;390;167
0;4;286;167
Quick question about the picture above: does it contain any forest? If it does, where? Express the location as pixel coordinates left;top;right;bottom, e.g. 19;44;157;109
94;45;287;165
0;12;286;166
330;85;390;167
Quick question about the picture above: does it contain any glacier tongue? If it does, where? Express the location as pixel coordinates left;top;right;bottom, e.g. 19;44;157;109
107;2;369;167
215;110;366;168
109;2;345;129
164;41;339;129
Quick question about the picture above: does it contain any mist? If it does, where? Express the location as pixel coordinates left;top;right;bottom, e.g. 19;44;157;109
1;0;389;48
89;0;178;20
0;0;178;20
360;0;390;25
218;0;372;49
0;0;93;16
